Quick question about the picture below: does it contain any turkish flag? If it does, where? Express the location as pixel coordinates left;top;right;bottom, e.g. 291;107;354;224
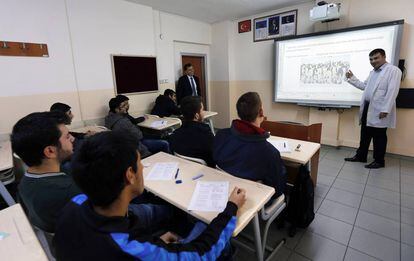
238;20;251;33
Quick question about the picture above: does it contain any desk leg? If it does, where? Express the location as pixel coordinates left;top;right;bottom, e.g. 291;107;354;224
253;214;264;261
207;118;215;135
0;181;16;206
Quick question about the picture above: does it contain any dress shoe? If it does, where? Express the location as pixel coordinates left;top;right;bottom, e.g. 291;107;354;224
344;155;367;163
365;161;385;169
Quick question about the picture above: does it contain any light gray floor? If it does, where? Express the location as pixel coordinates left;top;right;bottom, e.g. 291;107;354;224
233;145;414;261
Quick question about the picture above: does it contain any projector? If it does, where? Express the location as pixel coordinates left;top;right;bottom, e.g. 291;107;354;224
310;2;341;22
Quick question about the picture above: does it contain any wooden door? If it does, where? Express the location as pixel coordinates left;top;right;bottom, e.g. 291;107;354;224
181;55;207;109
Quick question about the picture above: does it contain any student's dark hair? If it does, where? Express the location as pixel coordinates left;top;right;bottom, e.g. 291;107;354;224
183;63;193;71
236;92;262;122
50;102;71;113
369;48;386;57
164;89;176;97
71;131;139;207
11;111;67;167
181;96;202;121
116;94;129;103
109;97;122;113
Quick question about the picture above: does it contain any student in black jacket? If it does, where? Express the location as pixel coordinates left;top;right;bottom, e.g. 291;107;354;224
169;96;215;167
151;89;181;117
54;131;246;260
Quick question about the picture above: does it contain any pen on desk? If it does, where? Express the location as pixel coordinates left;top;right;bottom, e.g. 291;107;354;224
175;168;179;179
192;174;204;180
283;142;286;148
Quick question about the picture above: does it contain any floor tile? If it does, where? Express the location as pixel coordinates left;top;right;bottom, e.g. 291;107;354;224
267;246;291;261
318;166;340;177
369;169;400;182
360;197;400;221
363;185;400;205
314;184;330;198
326;187;362;208
342;162;370;175
344;247;380;261
338;170;369;184
332;178;365;194
308;213;353;245
401;223;414;247
401;182;414;196
349;227;400;261
401;193;414;210
401;243;414;261
401;174;414;185
317;174;336;187
287;252;310;261
401;207;414;226
319;158;344;169
295;232;346;261
317;199;358;225
367;175;399;192
266;225;305;250
314;196;323;211
355;210;400;241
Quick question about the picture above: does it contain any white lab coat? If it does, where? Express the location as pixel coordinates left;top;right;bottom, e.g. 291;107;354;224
347;63;402;128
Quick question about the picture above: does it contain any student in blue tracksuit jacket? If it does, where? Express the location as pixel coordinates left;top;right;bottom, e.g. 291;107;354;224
54;131;246;260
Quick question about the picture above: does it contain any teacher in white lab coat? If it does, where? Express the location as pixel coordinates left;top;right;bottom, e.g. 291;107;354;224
344;48;402;169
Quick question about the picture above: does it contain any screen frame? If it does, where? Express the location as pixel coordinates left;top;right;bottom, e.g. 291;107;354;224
273;19;404;107
111;54;160;96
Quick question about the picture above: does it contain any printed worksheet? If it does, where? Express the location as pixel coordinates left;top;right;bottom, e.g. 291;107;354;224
145;162;178;180
150;120;167;128
188;181;229;212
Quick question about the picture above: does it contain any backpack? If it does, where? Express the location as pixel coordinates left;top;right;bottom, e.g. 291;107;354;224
286;165;315;232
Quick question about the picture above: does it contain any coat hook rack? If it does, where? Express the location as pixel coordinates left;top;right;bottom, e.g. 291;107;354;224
0;40;48;57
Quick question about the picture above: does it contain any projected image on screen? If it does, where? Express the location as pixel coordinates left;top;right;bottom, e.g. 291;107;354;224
274;20;403;106
300;56;350;85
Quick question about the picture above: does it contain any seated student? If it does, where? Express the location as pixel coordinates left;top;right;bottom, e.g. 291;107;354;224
50;102;95;139
11;111;81;232
151;89;181;117
54;131;246;260
169;96;215;167
116;94;147;125
104;96;170;158
214;92;287;198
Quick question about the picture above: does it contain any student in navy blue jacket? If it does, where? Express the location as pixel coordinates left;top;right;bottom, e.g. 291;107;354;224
169;96;215;167
54;131;246;260
214;92;287;198
151;89;181;117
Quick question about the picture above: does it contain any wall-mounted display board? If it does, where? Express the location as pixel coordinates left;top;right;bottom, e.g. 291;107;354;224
254;10;297;42
0;41;49;57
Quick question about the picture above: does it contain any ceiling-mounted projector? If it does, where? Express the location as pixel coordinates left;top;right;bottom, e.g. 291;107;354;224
310;2;341;22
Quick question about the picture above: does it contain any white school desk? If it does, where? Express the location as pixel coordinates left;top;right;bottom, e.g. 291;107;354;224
0;204;48;261
137;115;182;131
142;152;274;236
142;152;274;260
268;136;320;165
203;111;218;134
0;141;13;172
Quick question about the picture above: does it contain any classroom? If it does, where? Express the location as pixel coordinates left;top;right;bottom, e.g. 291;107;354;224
0;0;413;260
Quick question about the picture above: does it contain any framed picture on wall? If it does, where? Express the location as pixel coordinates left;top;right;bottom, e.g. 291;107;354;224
254;9;297;42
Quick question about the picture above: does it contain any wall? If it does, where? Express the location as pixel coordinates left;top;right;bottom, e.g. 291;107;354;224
0;0;211;138
213;0;414;156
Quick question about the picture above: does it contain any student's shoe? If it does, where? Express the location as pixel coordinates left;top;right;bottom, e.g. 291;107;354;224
364;161;385;169
344;155;367;163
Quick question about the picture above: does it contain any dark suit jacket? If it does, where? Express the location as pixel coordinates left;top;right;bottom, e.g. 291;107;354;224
176;75;201;105
169;121;215;167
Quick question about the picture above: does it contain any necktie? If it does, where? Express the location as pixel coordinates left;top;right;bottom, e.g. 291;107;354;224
190;77;198;96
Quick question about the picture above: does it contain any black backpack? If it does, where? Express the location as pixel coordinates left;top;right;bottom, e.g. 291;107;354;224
286;165;315;233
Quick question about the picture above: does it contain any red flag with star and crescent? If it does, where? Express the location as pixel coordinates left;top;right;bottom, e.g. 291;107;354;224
238;20;251;33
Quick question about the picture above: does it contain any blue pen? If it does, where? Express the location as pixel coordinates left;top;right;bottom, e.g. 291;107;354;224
192;174;204;180
175;168;179;179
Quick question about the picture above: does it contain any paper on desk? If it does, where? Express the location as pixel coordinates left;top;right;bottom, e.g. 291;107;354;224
150;120;167;128
188;181;229;212
267;139;292;153
145;162;178;180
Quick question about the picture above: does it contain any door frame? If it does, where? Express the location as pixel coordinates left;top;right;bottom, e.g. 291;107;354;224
180;52;209;110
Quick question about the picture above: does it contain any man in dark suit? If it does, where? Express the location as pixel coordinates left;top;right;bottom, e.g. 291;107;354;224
176;63;201;105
